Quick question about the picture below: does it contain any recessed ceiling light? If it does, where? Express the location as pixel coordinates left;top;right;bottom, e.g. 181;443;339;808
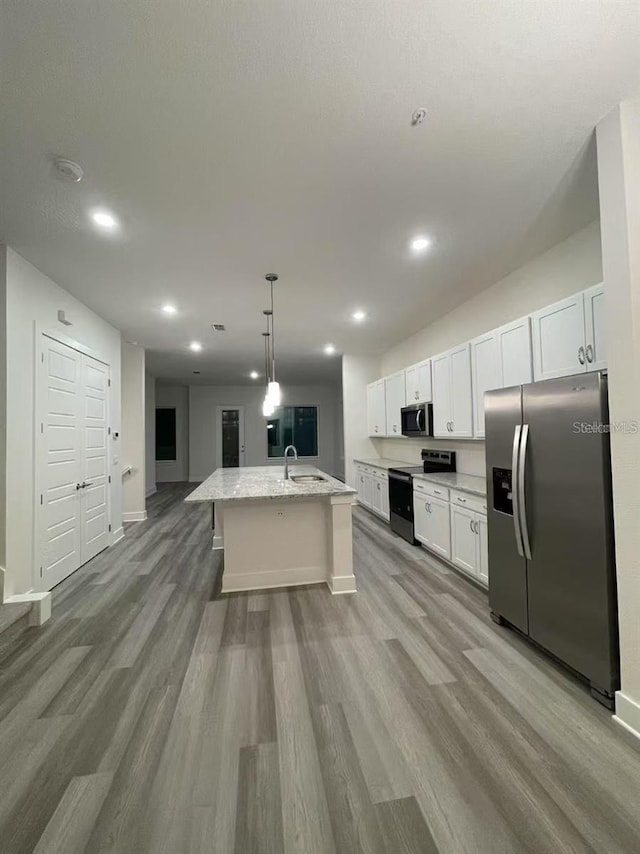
410;236;431;253
90;209;118;229
189;341;203;352
162;304;177;315
352;310;367;322
324;344;336;355
250;371;259;380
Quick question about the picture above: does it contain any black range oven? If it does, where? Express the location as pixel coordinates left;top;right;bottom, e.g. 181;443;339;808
388;450;456;544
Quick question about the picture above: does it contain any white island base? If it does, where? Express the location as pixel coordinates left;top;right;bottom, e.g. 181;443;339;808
213;493;356;594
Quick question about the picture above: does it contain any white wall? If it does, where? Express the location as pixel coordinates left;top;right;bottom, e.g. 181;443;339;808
2;247;122;598
145;372;156;497
156;384;189;482
597;100;640;738
121;343;146;520
344;221;603;477
189;384;342;482
342;355;381;488
0;248;6;600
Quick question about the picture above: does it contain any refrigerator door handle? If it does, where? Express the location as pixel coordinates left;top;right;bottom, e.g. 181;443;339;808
518;423;532;560
512;424;525;557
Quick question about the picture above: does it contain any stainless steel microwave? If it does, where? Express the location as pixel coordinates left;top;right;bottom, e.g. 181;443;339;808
401;403;434;437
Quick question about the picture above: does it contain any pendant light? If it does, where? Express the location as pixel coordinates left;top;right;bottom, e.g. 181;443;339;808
261;321;274;417
265;274;281;406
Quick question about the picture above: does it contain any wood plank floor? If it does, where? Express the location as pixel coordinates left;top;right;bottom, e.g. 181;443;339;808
1;483;640;853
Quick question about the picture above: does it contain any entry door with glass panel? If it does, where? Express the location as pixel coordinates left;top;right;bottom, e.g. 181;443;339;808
38;335;110;591
217;406;246;467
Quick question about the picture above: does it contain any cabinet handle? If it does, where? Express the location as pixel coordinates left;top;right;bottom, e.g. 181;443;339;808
457;497;467;503
476;521;480;534
470;519;475;533
586;344;594;363
578;346;585;365
377;483;380;490
434;489;442;495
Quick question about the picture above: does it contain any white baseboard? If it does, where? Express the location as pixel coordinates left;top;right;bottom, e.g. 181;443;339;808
123;510;148;523
112;526;125;544
614;691;640;743
5;592;52;625
145;486;157;498
221;565;326;593
327;573;357;594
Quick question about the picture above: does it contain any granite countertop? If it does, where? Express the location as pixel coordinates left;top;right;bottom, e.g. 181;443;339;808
184;465;356;503
412;471;487;498
353;458;409;470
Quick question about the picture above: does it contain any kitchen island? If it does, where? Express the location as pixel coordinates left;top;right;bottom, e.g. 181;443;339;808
185;466;357;594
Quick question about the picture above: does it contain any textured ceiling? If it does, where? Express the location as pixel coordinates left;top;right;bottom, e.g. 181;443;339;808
1;0;639;384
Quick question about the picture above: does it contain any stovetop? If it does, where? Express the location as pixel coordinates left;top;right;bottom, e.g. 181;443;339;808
388;465;424;475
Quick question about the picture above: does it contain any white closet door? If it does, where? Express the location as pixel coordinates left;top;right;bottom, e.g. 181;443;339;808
40;337;83;589
81;355;110;563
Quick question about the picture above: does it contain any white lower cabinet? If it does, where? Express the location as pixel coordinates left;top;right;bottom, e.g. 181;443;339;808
355;465;389;522
371;474;389;521
477;514;489;586
414;484;488;587
450;503;488;584
413;492;451;561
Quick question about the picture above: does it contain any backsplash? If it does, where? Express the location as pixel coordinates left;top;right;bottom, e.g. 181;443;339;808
378;437;486;477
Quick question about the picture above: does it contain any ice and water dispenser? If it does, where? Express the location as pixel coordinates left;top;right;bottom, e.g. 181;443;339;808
492;467;513;515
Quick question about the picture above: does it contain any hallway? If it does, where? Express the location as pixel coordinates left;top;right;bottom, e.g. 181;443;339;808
0;484;639;853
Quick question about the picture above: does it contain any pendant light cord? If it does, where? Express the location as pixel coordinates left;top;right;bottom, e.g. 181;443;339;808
270;279;276;382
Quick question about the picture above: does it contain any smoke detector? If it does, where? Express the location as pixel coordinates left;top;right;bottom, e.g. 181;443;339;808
211;323;226;332
53;158;84;182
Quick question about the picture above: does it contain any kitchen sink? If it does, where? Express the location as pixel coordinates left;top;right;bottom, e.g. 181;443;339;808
290;474;327;484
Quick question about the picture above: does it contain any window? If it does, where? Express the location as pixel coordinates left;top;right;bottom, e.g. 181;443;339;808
156;408;177;461
267;405;318;458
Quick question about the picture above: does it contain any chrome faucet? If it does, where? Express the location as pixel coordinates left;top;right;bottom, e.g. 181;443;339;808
284;445;298;479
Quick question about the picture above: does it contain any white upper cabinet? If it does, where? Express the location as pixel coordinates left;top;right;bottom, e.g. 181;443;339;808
470;332;499;439
366;380;386;437
531;292;587;381
384;371;406;437
449;344;473;438
496;316;533;387
432;352;452;437
404;359;432;405
433;345;473;438
532;287;607;381
584;283;606;371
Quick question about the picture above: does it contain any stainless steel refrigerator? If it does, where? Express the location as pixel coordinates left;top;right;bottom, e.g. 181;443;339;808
485;371;619;708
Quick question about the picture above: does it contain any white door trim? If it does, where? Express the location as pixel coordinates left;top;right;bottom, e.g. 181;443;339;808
35;331;112;592
215;405;246;468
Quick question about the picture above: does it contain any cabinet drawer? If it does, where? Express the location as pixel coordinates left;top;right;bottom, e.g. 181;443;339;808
369;467;388;480
413;479;449;501
450;489;486;515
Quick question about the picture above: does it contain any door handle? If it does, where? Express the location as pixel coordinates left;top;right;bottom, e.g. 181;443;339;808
585;344;594;363
81;481;94;489
512;425;525;557
578;346;585;365
518;423;532;560
76;483;82;491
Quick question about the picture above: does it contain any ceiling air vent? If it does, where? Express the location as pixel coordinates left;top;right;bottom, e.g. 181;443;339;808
211;323;226;332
